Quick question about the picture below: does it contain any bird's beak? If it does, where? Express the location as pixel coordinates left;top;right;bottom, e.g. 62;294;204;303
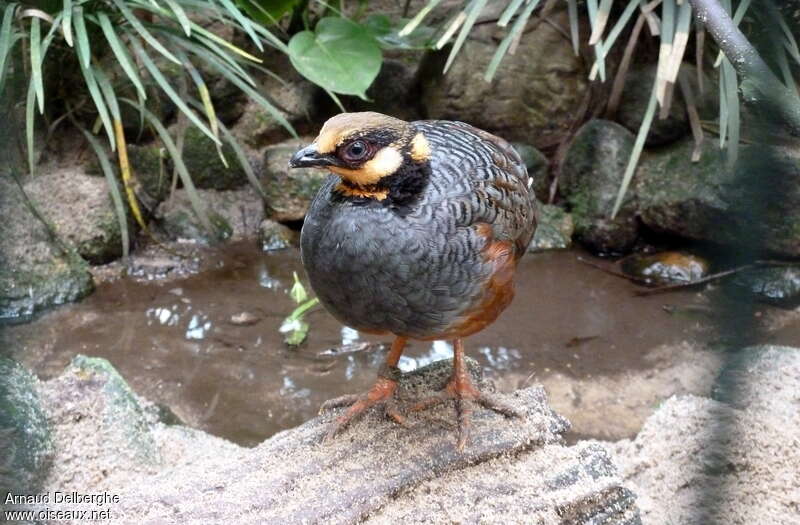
288;143;338;169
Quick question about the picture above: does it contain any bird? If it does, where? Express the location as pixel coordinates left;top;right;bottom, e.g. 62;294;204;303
289;112;538;450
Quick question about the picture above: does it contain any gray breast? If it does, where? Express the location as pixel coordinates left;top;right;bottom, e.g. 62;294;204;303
300;175;492;339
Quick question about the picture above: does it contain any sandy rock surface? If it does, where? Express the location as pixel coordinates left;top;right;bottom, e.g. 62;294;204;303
610;345;800;524
8;358;641;524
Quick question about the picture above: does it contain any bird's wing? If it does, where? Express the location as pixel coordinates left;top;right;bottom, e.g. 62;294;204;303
416;120;538;257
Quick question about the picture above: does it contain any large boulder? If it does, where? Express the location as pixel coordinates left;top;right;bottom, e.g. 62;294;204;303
613;345;800;524
616;64;716;146
24;167;132;264
0;176;94;319
0;357;53;496
335;56;423;122
560;119;639;255
513;142;551;202
635;138;800;257
233;50;323;149
12;358;641;523
180;127;249;191
419;8;589;149
528;203;574;252
154;186;264;244
260;137;328;222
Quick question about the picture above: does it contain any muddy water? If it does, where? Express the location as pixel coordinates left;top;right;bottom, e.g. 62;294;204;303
3;241;773;446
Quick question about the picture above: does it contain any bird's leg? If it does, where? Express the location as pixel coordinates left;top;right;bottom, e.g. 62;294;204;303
319;336;408;441
411;338;522;450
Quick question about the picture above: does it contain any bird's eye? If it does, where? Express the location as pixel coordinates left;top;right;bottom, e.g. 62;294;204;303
343;140;369;162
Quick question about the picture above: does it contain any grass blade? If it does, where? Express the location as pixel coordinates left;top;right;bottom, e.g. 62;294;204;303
485;0;540;82
587;0;606;81
655;0;675;106
98;12;147;100
164;0;191;36
189;97;267;201
498;0;526;28
80;127;130;259
92;65;121;121
567;0;580;55
110;0;181;64
30;17;45;114
722;57;739;168
182;54;226;166
120;97;215;234
75;9;116;149
26;79;36;175
589;0;614;45
129;36;221;145
62;0;73;46
216;0;263;51
169;34;256;88
443;0;488;74
612;81;658;218
72;6;91;67
399;0;442;36
0;3;17;83
590;0;640;80
179;39;296;136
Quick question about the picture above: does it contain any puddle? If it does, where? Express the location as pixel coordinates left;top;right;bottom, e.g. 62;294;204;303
4;241;795;446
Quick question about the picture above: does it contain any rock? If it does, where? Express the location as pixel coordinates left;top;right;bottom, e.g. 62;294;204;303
261;137;328;222
258;219;295;251
512;142;551;202
620;251;710;287
15;358;641;523
24;167;132;264
233;50;322;149
419;8;588;149
636;138;800;257
616;64;716;146
127;143;171;204
0;357;53;495
181;127;248;191
0;177;94;319
155;186;264;244
529;204;574;252
561;120;639;255
612;345;800;524
338;56;423;121
728;266;800;309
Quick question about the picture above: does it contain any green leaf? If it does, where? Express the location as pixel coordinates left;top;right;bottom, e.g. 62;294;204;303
80;127;130;259
98;12;147;100
290;271;308;303
30;17;45;114
288;17;381;98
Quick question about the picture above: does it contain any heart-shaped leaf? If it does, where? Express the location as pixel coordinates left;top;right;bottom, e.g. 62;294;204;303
288;17;381;98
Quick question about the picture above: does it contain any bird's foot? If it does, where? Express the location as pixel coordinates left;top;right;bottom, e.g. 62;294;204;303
410;374;522;451
319;365;407;442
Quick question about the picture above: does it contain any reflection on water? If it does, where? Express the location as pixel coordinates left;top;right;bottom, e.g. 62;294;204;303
3;241;752;446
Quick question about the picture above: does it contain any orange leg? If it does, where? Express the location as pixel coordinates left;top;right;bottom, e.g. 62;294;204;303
412;338;522;450
320;336;408;441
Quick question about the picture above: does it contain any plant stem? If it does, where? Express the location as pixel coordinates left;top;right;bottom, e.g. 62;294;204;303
687;0;800;136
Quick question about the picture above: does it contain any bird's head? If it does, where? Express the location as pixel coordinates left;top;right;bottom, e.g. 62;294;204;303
288;112;430;193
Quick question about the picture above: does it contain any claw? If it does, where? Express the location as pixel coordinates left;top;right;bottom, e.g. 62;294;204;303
321;377;406;441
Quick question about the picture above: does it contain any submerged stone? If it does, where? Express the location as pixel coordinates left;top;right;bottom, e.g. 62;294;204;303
258;219;295;251
728;265;800;309
620;251;710;287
